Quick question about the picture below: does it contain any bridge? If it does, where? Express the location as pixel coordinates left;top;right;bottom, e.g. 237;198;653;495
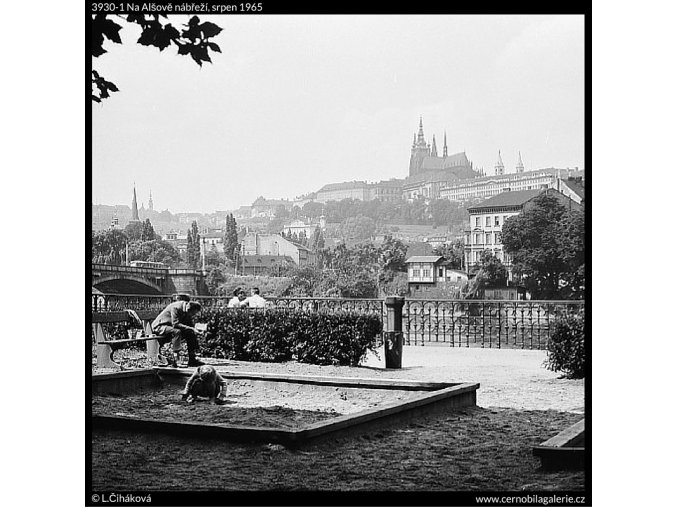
91;263;208;295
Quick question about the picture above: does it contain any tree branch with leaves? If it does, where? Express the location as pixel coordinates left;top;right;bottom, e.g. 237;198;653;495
91;14;223;102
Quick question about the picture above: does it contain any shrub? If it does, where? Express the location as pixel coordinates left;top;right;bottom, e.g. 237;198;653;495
544;310;585;378
196;308;382;366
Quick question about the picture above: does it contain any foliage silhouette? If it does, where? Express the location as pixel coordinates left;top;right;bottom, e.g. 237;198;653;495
91;14;223;102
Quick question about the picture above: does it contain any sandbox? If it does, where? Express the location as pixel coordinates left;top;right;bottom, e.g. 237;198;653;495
533;418;585;470
91;368;479;446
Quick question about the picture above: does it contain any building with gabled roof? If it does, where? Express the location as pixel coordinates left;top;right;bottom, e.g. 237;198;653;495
240;255;295;276
242;232;316;267
464;188;582;275
316;181;370;203
405;255;469;297
251;197;294;218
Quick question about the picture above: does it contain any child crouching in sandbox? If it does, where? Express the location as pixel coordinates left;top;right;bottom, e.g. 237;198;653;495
181;365;227;405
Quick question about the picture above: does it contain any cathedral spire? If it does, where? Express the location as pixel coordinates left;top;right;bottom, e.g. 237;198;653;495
417;115;425;144
131;184;140;222
148;189;154;211
431;135;438;157
409;116;431;177
443;131;448;157
516;151;524;173
495;150;505;176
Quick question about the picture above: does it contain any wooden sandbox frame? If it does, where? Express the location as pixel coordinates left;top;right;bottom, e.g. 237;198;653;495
533;418;585;470
92;368;479;446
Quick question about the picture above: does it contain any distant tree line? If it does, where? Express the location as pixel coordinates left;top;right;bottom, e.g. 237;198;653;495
273;197;470;232
277;235;409;298
91;218;182;267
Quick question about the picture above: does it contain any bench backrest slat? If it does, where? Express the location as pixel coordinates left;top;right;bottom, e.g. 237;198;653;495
91;310;158;324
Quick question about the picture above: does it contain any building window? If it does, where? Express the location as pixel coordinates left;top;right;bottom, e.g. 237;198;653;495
495;232;501;244
413;268;421;277
486;216;491;227
475;217;480;227
438;268;444;277
495;216;500;226
423;268;431;278
486;233;492;245
475;233;481;244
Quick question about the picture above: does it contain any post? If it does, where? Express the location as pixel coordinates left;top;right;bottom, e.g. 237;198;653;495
143;320;163;365
384;296;405;369
94;323;120;369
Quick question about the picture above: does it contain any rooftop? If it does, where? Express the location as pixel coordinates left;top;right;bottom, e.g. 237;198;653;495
467;189;544;211
561;178;585;200
318;181;369;192
405;255;444;264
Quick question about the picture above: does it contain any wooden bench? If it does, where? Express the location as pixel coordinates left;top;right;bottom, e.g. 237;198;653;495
92;310;166;369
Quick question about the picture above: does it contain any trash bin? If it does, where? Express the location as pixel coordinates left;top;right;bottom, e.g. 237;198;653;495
384;331;403;369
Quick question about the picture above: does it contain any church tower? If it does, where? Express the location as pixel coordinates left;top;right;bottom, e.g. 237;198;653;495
443;131;448;158
130;185;141;222
431;135;438;157
148;189;154;211
495;150;505;176
515;151;524;173
409;116;431;177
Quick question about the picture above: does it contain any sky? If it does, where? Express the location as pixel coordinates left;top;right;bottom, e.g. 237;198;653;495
92;14;584;213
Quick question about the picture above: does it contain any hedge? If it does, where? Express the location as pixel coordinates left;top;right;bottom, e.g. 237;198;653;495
544;309;585;378
195;308;383;366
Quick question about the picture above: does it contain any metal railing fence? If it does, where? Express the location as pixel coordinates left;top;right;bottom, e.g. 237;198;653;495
91;293;583;349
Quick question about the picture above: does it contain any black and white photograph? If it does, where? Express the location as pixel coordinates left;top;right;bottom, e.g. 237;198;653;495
88;2;589;505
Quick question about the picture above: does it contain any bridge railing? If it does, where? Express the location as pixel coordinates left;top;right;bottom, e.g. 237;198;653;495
91;263;205;276
90;292;583;350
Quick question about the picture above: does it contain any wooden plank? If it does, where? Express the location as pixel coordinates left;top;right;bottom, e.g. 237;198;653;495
154;369;460;391
135;310;158;320
91;310;158;323
533;418;585;470
297;383;479;439
533;446;585;456
91;312;129;323
539;418;585;448
102;336;159;345
92;369;158;381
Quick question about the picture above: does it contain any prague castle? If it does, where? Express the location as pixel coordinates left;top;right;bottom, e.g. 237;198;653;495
236;116;584;214
403;117;480;200
408;116;477;180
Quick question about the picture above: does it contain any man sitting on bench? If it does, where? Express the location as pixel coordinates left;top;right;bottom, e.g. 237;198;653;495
151;300;206;368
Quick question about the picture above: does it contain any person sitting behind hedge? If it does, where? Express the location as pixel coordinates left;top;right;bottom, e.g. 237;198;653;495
227;288;246;308
242;287;267;308
181;364;227;404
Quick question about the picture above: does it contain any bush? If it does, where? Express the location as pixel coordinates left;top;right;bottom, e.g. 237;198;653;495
545;310;585;378
196;308;382;366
